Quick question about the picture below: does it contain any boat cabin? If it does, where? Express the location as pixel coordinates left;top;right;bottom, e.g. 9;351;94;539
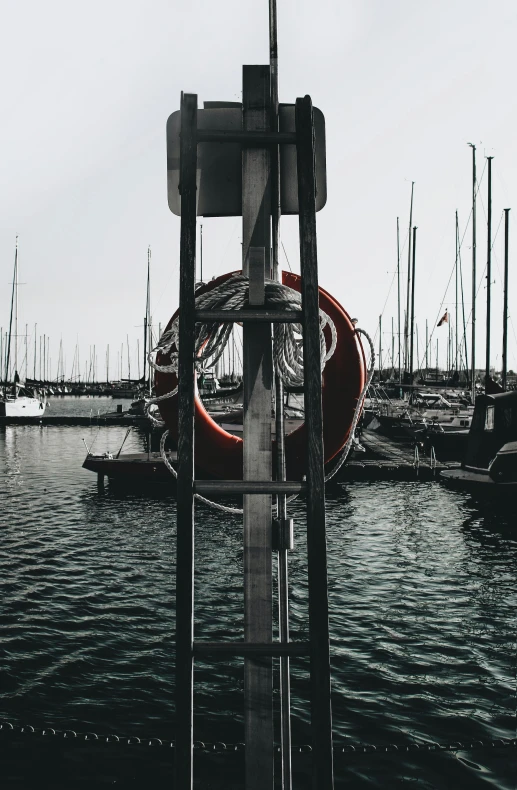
463;391;517;470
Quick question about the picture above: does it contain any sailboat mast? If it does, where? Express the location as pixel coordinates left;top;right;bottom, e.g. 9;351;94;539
397;217;401;384
502;208;510;390
378;315;382;379
485;156;493;385
127;334;131;380
391;316;395;378
4;242;17;384
14;237;18;379
143;246;151;389
200;224;203;283
469;144;476;398
425;319;428;371
455;211;459;373
404;183;414;376
409;226;417;383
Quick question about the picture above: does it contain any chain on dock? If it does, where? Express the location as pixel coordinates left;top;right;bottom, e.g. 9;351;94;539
1;721;515;757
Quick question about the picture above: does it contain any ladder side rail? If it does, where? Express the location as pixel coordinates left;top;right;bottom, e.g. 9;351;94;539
295;94;335;790
175;91;198;790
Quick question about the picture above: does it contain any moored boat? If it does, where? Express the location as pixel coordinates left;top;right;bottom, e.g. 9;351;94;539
440;390;517;495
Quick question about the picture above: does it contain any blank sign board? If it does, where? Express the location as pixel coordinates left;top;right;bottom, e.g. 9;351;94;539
166;103;326;217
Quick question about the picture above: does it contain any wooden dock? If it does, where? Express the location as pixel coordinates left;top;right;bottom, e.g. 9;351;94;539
0;413;149;427
85;429;460;486
331;429;460;482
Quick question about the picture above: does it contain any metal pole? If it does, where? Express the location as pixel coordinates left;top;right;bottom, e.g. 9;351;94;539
34;324;37;380
469;144;476;399
200;224;203;283
378;315;382;380
391;316;395;378
502;208;510;390
14;237;18;380
455;210;459;372
409;226;417;383
397;217;401;384
425;320;428;372
486;156;493;386
404;183;414;376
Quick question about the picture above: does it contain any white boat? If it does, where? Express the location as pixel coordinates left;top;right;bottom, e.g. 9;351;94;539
1;239;47;419
0;385;46;417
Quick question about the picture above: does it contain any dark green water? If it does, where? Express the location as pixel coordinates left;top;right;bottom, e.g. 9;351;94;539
1;399;515;787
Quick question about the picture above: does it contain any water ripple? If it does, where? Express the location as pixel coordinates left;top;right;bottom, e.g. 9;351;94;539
1;412;516;786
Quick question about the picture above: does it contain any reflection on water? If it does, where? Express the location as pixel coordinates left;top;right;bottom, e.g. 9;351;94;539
0;403;516;787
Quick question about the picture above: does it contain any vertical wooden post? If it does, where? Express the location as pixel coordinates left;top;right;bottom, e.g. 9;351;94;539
242;65;274;790
485;156;493;385
175;91;198;790
295;95;334;790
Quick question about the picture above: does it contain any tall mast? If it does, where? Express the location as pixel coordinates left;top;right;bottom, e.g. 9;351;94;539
200;224;203;283
127;334;131;380
409;226;417;383
469;144;476;398
4;241;18;384
455;211;459;372
143;246;151;388
502;208;510;390
391;316;395;378
397;217;401;383
14;236;18;379
425;319;428;371
378;315;382;379
485;156;493;385
404;183;414;376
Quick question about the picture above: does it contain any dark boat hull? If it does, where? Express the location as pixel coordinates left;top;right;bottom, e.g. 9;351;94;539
83;452;175;483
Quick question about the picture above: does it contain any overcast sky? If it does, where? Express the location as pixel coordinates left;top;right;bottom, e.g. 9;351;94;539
1;0;516;381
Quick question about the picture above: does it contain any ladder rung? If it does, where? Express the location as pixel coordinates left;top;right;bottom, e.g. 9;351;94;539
195;309;302;323
196;130;297;145
193;641;310;657
195;480;305;495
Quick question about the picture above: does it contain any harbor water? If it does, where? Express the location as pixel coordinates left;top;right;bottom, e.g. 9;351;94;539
1;398;515;788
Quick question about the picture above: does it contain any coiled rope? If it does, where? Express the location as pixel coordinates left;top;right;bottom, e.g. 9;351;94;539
145;274;374;514
148;274;336;401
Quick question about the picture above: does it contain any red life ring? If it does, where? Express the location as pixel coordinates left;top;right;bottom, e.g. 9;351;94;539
155;270;365;481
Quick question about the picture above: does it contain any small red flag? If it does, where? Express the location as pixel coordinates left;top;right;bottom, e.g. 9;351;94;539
437;310;448;327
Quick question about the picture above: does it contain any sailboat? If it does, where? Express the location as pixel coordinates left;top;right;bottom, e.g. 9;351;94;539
1;240;46;418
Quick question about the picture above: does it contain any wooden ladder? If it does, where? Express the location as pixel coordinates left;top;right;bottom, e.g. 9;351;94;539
174;70;334;789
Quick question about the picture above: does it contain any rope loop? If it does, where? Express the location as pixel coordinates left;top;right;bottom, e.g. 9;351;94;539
147;274;336;407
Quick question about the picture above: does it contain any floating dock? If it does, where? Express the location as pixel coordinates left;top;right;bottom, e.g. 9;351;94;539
0;413;149;427
83;430;459;485
332;429;459;482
